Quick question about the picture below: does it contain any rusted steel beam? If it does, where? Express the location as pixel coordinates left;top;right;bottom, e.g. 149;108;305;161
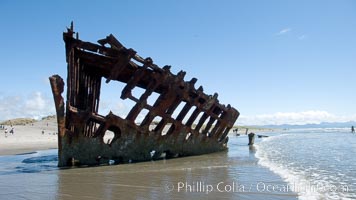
50;23;240;167
49;75;67;165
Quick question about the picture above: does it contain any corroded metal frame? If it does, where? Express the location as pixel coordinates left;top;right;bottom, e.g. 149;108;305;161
50;23;239;167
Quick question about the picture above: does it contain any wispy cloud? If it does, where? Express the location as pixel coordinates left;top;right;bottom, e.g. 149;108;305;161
0;92;55;121
237;110;356;126
276;28;292;35
298;34;307;40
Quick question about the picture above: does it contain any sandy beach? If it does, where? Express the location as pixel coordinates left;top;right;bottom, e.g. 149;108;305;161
0;117;58;156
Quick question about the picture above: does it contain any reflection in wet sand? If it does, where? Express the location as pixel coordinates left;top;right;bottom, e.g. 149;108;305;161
0;136;297;200
56;152;232;199
55;136;297;200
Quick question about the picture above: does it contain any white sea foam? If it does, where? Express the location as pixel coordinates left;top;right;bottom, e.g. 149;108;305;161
255;137;319;199
255;132;355;200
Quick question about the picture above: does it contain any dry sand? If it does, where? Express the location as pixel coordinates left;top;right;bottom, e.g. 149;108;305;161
0;117;58;155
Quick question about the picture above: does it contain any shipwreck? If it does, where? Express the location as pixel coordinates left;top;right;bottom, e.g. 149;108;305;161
50;23;239;167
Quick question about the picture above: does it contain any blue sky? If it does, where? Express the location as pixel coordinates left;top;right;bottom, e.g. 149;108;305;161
0;0;356;125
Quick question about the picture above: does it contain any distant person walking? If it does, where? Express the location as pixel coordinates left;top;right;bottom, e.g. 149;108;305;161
352;126;355;133
4;128;8;137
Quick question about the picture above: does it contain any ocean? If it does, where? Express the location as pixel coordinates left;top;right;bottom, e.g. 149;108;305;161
0;129;354;199
256;128;356;200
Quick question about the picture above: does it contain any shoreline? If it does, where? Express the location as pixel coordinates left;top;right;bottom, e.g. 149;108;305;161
0;144;58;156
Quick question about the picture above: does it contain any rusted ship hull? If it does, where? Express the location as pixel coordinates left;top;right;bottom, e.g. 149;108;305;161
50;23;239;167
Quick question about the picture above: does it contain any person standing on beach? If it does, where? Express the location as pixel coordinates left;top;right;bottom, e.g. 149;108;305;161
4;128;8;137
352;126;355;133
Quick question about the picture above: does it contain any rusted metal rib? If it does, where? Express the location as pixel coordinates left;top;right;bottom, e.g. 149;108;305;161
50;23;239;167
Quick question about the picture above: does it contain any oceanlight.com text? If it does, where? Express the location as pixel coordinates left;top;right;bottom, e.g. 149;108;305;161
164;181;350;194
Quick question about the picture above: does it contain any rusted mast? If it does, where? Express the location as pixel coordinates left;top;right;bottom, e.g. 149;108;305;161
50;23;239;167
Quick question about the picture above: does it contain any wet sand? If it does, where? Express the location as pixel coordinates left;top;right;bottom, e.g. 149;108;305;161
0;135;298;200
